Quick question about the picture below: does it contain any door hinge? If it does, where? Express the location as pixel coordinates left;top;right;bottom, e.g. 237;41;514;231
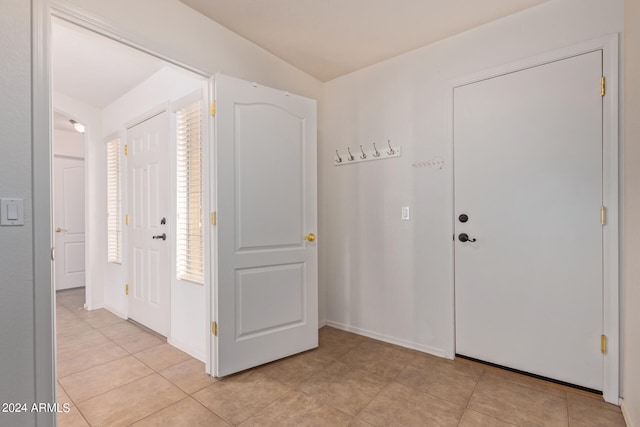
124;144;129;156
601;76;605;97
210;101;216;116
210;212;217;226
211;321;218;336
600;206;607;225
125;214;129;226
601;335;607;354
51;247;55;261
125;283;129;296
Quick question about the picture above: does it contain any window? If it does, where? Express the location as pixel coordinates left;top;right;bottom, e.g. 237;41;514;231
176;97;204;284
106;137;122;264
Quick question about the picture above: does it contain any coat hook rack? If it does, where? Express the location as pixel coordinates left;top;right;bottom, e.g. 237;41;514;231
334;141;401;166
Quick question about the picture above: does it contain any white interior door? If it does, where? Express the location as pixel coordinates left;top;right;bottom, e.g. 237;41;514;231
454;51;603;390
127;110;170;336
214;75;318;376
54;156;85;291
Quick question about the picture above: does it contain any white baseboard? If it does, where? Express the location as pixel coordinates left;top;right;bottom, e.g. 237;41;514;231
168;337;205;362
102;304;127;320
325;320;448;359
621;398;635;427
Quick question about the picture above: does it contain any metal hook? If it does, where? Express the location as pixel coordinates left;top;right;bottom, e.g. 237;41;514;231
387;140;395;155
335;150;343;163
372;143;381;158
359;145;367;159
347;147;355;161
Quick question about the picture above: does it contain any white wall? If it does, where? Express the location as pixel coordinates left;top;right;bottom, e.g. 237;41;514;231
0;1;40;425
53;129;84;158
323;0;623;358
101;66;206;358
59;0;326;325
622;0;640;423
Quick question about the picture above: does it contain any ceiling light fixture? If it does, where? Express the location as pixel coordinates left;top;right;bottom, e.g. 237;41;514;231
69;119;85;133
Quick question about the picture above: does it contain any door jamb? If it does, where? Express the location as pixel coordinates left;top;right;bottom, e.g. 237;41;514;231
444;34;619;403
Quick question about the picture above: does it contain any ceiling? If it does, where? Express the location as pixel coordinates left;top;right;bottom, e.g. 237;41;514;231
51;1;550;114
179;0;550;82
53;111;77;132
52;18;166;110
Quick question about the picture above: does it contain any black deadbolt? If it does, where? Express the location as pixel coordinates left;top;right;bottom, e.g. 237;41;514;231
160;217;166;225
458;214;469;223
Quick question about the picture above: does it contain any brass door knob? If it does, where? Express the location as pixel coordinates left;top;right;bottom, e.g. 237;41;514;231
304;233;316;242
55;227;62;233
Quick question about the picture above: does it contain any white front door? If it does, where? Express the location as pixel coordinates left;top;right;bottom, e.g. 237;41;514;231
127;110;170;336
454;51;603;390
54;156;85;290
214;75;318;376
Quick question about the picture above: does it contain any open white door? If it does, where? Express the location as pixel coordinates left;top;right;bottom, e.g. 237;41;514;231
127;110;171;336
214;75;317;376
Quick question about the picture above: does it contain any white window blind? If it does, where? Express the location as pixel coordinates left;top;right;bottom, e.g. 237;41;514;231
176;99;204;284
106;137;122;264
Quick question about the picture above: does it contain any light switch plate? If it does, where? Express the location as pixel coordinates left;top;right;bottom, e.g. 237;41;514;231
401;206;410;221
1;198;24;226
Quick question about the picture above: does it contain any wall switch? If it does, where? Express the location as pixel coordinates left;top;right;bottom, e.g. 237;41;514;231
1;198;24;226
401;206;410;220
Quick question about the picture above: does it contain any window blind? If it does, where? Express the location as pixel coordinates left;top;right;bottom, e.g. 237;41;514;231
176;100;204;284
106;137;122;264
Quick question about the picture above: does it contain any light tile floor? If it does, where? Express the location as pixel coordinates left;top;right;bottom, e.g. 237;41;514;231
56;288;626;426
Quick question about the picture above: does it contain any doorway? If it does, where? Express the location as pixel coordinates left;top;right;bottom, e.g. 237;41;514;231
53;112;86;291
449;36;619;402
51;15;208;357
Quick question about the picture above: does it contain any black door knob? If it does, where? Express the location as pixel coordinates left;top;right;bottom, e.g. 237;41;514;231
458;214;469;223
152;233;167;241
458;233;476;242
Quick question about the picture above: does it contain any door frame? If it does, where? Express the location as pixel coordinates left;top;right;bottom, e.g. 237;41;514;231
445;34;619;403
43;1;216;374
52;108;89;300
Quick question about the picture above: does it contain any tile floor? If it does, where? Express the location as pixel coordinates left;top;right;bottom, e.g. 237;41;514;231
56;288;626;426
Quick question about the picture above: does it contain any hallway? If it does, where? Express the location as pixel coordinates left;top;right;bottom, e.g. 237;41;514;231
56;288;625;426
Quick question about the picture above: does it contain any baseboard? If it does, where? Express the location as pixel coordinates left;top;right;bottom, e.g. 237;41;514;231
621;398;636;427
168;337;205;362
102;304;127;320
324;320;447;358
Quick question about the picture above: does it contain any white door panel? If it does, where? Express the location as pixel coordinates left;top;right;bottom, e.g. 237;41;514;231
236;104;304;250
54;156;85;290
127;110;170;336
454;51;603;390
215;74;317;376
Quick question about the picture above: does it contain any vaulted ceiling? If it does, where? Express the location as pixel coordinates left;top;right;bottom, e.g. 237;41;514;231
51;1;551;123
178;0;550;81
